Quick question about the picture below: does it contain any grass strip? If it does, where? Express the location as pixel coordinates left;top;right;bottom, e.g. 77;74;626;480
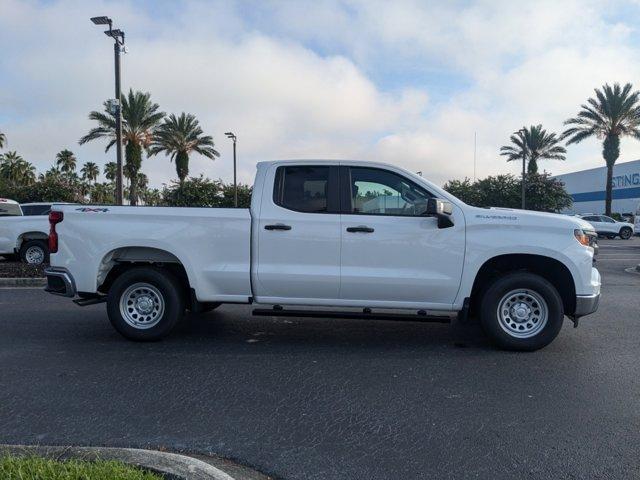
0;455;164;480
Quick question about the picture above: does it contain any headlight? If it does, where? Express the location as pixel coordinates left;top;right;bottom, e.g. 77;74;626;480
574;229;591;247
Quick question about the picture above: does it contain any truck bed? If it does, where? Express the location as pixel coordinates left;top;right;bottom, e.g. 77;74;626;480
54;205;252;302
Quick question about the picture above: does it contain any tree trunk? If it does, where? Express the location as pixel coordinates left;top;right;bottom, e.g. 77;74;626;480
125;142;143;206
176;150;189;184
602;134;620;216
605;163;614;216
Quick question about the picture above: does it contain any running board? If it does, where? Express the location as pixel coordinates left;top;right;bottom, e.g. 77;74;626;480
252;307;451;323
73;296;107;307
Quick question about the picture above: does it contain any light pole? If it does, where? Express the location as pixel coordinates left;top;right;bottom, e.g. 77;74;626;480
91;16;125;205
225;132;237;207
519;128;527;210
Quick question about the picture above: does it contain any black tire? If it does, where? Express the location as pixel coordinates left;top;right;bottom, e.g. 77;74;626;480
619;227;633;240
19;240;49;265
606;233;617;239
479;272;564;351
106;266;185;341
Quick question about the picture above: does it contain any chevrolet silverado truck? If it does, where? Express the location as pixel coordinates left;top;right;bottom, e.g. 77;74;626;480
0;198;50;264
44;160;601;350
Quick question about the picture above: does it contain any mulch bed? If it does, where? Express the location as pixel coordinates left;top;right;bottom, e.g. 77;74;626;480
0;257;46;278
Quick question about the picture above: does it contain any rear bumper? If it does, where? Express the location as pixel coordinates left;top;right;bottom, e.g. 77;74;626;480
44;267;76;297
574;293;600;317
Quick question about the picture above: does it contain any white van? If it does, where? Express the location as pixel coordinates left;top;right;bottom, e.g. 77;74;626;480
635;203;640;235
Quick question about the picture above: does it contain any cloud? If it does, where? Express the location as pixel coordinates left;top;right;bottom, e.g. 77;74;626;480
2;0;640;191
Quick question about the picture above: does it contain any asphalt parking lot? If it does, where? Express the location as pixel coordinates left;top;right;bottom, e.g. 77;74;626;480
1;238;639;480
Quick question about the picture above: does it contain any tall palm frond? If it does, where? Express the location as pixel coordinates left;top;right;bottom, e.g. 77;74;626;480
0;151;36;186
79;89;165;204
55;149;77;174
562;82;640;215
500;125;566;174
149;112;219;183
81;161;100;183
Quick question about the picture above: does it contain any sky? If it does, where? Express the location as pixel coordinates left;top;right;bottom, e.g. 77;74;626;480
2;0;640;188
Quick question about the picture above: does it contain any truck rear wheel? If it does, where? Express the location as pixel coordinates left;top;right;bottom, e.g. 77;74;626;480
107;266;185;341
480;272;564;351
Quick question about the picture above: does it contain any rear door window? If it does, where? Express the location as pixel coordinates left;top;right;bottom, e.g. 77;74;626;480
273;166;338;213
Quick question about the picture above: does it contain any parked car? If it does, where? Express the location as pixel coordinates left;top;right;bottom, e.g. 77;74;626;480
578;214;635;239
0;198;50;264
44;160;600;351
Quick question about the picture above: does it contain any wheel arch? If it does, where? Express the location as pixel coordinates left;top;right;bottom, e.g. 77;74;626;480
96;246;192;298
469;253;576;317
17;231;49;249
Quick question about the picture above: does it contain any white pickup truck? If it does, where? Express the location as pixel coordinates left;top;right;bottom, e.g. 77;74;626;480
44;160;601;351
0;198;50;264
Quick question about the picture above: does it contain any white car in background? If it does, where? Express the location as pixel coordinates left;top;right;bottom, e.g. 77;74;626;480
578;214;635;240
0;198;51;264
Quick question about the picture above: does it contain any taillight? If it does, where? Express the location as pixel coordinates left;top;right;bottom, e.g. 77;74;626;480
49;211;64;253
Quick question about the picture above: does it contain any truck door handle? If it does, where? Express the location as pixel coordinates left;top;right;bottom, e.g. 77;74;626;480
265;224;292;231
346;226;374;233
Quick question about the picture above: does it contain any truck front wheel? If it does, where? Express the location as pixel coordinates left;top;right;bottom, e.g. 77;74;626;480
480;272;564;351
107;266;185;341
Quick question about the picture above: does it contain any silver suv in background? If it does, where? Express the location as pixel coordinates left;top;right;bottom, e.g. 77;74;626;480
578;214;635;239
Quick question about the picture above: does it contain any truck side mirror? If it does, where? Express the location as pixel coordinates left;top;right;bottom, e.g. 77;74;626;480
426;198;454;228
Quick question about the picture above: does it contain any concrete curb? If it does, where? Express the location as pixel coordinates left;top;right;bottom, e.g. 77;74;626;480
0;277;46;287
0;445;238;480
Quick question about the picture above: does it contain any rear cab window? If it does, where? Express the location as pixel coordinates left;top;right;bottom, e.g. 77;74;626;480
21;205;51;216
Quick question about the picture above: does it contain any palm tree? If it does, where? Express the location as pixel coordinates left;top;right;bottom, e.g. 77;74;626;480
79;89;165;205
0;131;6;149
137;172;149;191
81;161;100;183
500;125;566;174
55;149;77;174
39;165;62;182
149;113;219;183
0;151;36;186
562;82;640;215
104;162;117;182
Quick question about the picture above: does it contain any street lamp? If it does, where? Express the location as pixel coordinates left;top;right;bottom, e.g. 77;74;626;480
91;15;125;205
225;132;238;207
518;128;527;210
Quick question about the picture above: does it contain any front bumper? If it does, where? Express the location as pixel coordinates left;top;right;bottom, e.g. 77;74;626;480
44;267;76;298
574;293;600;317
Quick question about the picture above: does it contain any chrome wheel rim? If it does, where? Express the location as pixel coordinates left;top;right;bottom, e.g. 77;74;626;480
119;283;165;329
25;246;45;264
621;229;631;239
497;289;548;339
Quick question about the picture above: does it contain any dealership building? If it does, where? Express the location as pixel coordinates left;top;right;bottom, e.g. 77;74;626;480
555;159;640;215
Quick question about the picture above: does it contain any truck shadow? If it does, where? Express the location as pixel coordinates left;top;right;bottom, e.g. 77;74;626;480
168;305;494;353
